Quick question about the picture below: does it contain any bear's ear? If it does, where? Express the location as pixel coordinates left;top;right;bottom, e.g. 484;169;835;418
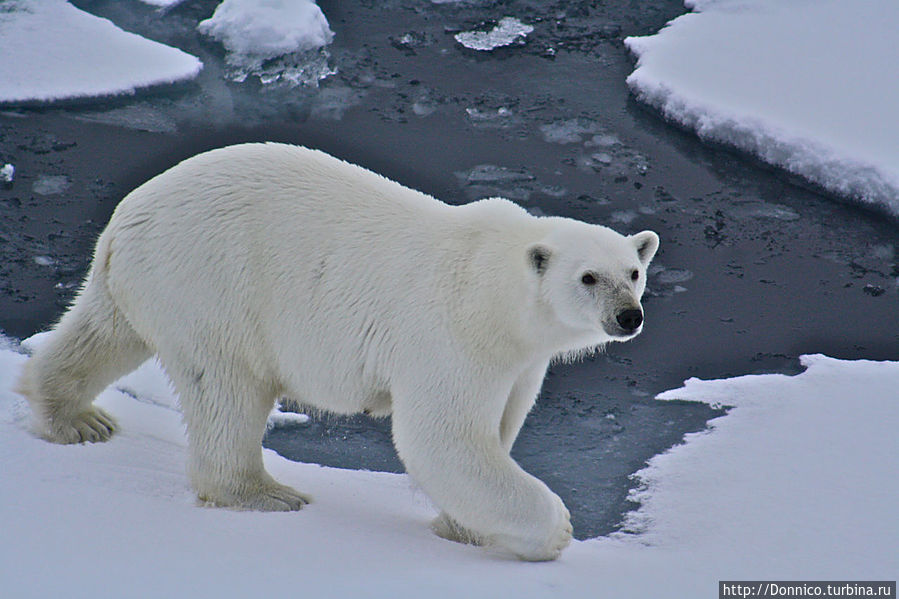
527;244;552;275
631;231;660;266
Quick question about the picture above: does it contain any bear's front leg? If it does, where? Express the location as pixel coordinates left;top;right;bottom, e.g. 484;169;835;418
391;379;572;561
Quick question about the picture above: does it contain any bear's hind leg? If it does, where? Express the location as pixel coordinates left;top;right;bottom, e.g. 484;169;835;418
164;361;310;511
17;278;152;444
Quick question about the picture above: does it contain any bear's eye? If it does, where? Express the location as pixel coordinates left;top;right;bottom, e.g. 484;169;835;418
581;273;597;286
631;270;639;281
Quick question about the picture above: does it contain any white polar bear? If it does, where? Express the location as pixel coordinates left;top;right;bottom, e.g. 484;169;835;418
16;143;659;561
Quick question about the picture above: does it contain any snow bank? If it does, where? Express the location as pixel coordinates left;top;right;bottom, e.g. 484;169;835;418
0;0;202;104
626;0;899;216
198;0;334;86
0;333;895;597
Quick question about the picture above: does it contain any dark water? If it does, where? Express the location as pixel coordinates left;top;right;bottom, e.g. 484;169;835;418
1;0;896;539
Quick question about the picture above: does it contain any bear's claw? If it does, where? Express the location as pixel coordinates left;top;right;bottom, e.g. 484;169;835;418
43;408;117;444
431;512;484;546
247;484;311;511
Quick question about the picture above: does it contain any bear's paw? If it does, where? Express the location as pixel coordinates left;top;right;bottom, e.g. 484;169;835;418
41;407;117;444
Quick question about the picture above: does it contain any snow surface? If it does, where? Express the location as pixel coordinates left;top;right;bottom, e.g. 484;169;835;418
0;0;202;104
625;0;899;216
197;0;334;86
1;332;895;598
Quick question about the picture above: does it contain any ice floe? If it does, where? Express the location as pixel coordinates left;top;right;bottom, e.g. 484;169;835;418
626;0;899;216
0;0;202;104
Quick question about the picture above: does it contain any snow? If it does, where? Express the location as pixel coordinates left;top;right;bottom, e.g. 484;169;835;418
1;331;895;598
0;0;202;104
625;0;899;216
455;17;534;51
197;0;334;86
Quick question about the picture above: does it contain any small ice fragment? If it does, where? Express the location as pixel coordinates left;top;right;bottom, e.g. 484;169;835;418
610;210;637;224
465;106;513;122
455;17;534;51
539;118;600;144
412;102;435;117
267;406;311;431
459;164;535;185
590;134;620;147
592;152;613;165
0;164;14;183
655;268;694;285
34;256;54;267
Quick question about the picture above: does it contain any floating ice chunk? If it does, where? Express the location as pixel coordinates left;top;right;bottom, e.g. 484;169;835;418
737;203;800;222
411;88;440;117
454;164;565;201
459;164;535;185
75;104;178;134
0;164;13;183
589;133;621;148
455;17;534;51
654;268;694;285
310;86;362;120
466;106;513;121
464;105;520;129
539;118;602;144
198;0;334;86
412;102;436;117
33;256;54;267
610;210;638;224
0;0;202;104
390;31;434;55
32;175;71;196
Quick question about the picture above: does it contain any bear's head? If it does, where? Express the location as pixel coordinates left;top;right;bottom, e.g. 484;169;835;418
527;222;659;353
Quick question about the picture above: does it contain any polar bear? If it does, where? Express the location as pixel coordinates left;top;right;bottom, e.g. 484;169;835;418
17;143;659;561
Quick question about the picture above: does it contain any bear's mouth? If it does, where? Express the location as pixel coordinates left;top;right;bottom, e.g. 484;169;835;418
602;321;643;341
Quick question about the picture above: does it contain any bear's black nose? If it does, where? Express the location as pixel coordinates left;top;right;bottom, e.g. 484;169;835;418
616;309;643;332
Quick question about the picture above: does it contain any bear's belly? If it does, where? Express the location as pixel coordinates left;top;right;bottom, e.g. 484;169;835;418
281;373;392;418
360;389;392;417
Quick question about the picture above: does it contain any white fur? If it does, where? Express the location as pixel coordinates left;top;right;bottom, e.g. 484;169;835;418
16;143;659;561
